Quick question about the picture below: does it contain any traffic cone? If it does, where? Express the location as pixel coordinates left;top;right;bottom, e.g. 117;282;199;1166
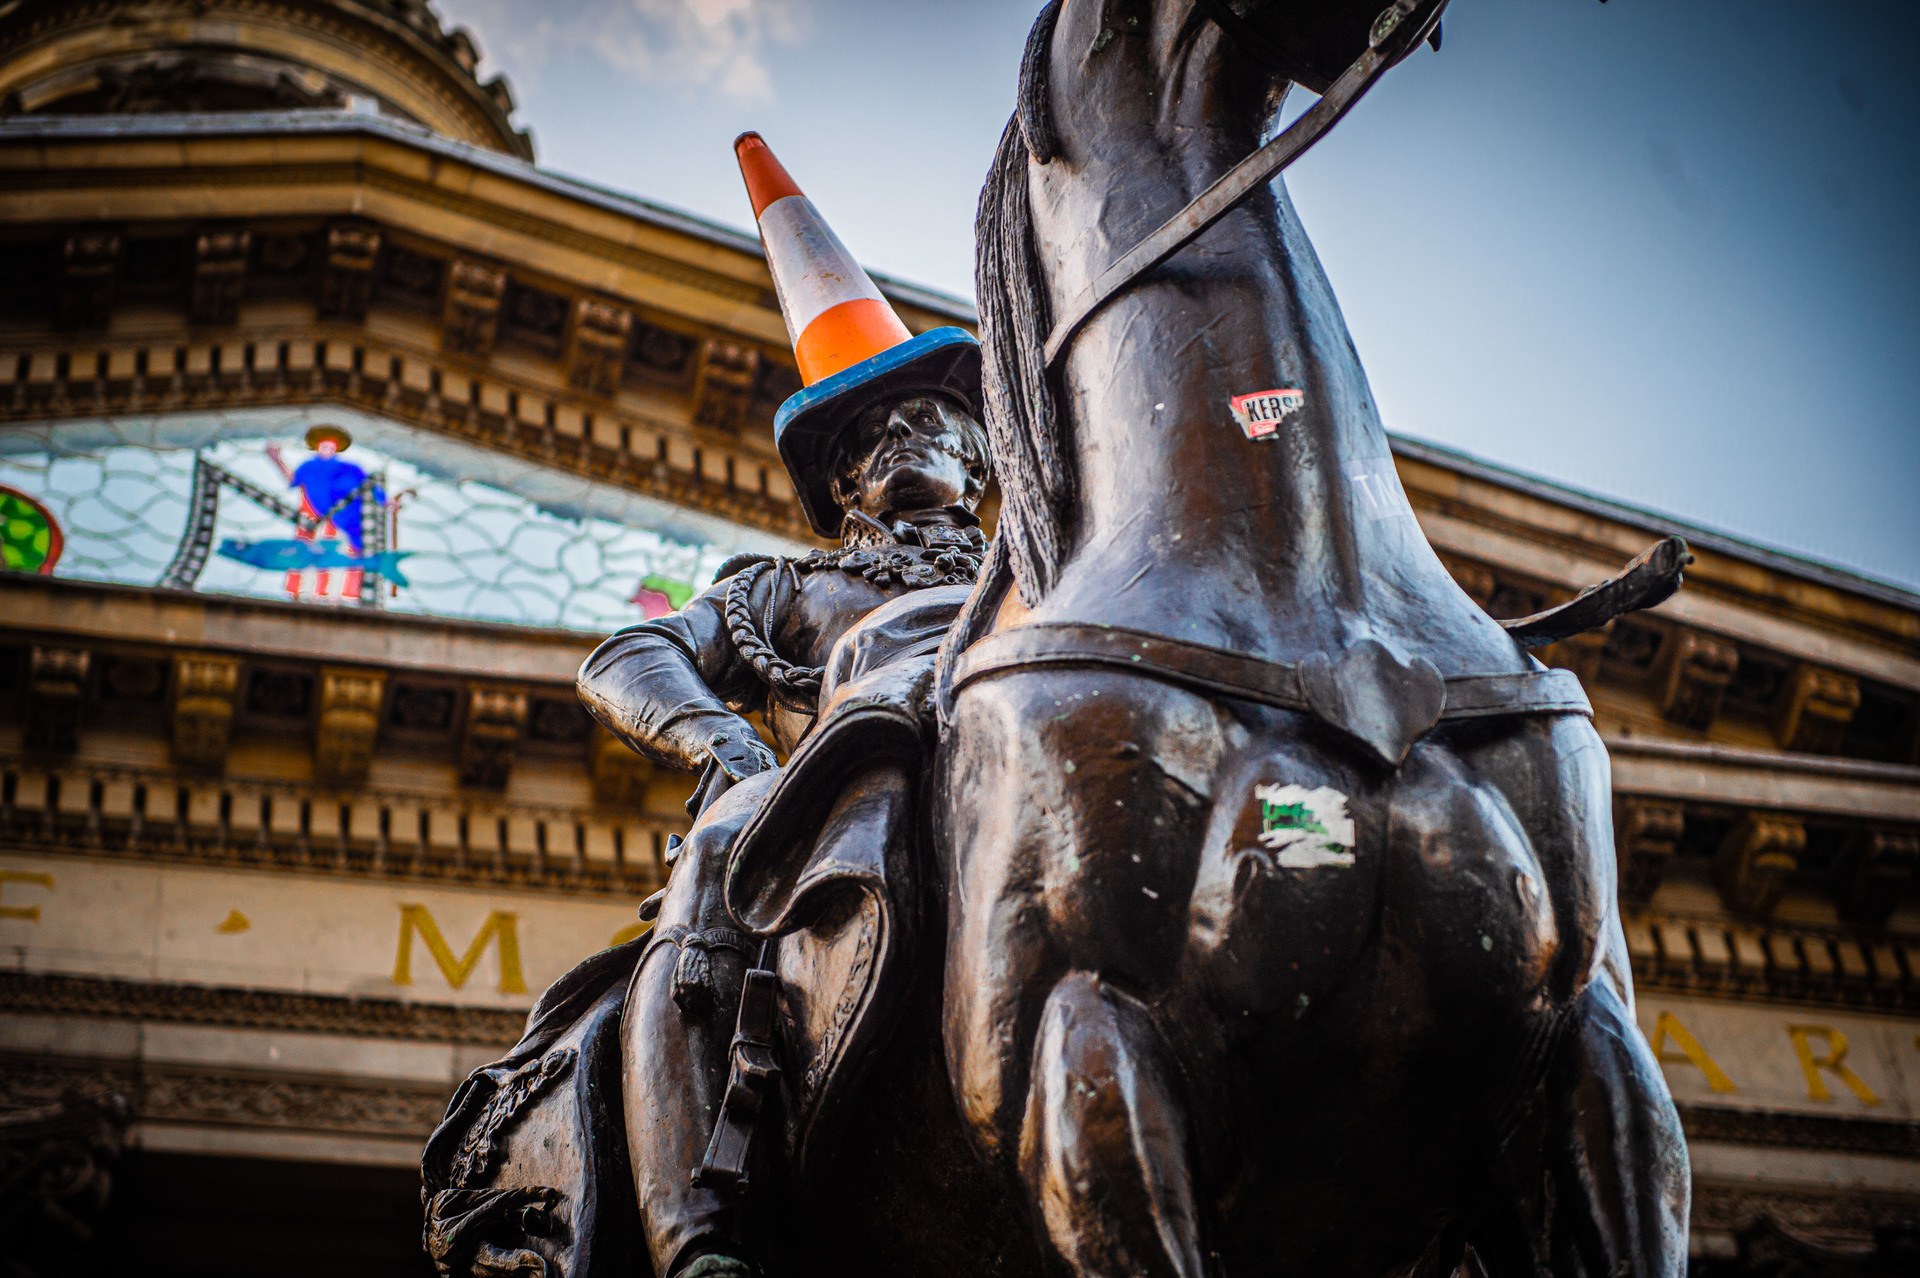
733;131;981;536
736;131;914;386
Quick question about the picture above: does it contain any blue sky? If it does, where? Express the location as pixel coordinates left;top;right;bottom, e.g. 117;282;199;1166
434;0;1919;591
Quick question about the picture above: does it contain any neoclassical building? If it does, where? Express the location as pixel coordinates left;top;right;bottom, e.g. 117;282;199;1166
0;3;1914;1274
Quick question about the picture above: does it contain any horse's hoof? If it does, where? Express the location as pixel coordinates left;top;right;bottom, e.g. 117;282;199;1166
678;1255;757;1278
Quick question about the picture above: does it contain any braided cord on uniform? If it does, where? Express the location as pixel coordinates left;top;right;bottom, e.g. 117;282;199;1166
724;559;824;712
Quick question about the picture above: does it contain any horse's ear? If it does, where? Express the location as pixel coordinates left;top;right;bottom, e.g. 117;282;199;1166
1016;0;1065;164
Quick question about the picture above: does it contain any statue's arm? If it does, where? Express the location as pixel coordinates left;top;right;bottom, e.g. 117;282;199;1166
576;574;778;778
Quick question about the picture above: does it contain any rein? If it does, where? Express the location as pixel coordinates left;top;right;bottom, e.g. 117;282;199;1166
1041;0;1450;370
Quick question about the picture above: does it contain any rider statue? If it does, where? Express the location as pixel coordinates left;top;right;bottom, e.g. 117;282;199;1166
423;133;992;1278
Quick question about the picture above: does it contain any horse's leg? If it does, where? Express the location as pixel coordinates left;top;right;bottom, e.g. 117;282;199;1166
1474;949;1690;1277
942;673;1218;1278
1022;972;1207;1278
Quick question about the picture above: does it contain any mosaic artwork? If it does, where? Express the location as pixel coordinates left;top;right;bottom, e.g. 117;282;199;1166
0;408;804;632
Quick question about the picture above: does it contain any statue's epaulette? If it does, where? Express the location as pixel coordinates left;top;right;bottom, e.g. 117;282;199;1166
714;552;780;583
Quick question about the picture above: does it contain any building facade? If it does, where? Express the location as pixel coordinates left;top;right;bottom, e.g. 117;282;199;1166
0;3;1914;1274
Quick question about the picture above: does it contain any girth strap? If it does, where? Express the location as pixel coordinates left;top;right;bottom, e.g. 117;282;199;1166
951;622;1589;758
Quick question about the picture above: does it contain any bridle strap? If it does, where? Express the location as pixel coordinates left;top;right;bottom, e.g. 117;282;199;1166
1041;0;1449;371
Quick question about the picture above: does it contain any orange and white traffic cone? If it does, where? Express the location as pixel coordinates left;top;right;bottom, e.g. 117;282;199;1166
734;131;982;535
736;132;913;385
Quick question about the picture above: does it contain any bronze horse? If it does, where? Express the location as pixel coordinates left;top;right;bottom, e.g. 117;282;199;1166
932;1;1689;1274
423;3;1689;1275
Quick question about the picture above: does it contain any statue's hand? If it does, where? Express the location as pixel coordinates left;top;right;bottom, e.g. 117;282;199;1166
704;722;777;782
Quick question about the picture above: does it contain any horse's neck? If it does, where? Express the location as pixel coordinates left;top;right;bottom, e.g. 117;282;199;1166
1030;3;1512;668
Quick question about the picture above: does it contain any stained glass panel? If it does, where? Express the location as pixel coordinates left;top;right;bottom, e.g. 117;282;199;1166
0;408;805;632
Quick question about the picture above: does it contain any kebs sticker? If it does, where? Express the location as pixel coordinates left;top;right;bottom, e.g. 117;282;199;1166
1229;387;1306;441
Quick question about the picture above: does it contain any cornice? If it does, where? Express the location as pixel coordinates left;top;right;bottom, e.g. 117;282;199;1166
0;112;976;333
1676;1104;1920;1158
0;970;524;1046
0;1049;454;1140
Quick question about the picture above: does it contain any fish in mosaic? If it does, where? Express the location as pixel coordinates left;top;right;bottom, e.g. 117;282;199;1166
217;537;415;587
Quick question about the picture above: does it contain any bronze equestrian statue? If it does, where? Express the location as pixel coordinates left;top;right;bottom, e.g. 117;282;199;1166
423;3;1691;1275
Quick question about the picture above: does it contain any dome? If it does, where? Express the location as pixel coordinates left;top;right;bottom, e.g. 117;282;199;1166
0;0;531;158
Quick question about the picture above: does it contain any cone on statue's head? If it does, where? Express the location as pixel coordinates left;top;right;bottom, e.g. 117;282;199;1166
734;131;981;537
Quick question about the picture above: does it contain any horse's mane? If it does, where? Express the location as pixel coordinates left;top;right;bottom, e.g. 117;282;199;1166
976;0;1069;604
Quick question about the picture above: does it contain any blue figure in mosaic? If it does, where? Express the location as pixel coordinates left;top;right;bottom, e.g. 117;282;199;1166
262;424;388;601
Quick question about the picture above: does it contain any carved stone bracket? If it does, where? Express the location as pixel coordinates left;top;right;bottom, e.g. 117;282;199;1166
1831;829;1920;927
1614;797;1685;908
55;230;121;329
589;726;651;807
1774;663;1862;755
24;646;89;753
0;1084;130;1278
1436;554;1496;610
318;221;382;321
188;229;251;325
460;688;527;789
567;299;633;397
170;652;241;769
1657;629;1739;731
692;338;760;431
1542;629;1610;687
1714;813;1806;917
443;260;507;359
315;667;387;785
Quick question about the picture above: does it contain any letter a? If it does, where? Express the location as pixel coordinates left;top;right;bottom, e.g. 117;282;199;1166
392;904;528;994
1648;1011;1737;1093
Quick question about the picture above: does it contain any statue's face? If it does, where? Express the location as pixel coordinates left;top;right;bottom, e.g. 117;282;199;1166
836;394;982;520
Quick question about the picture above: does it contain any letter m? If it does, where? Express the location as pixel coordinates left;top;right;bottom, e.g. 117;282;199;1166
392;903;527;994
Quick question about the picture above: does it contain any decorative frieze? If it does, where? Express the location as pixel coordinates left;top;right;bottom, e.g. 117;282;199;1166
187;229;250;325
314;667;386;784
442;260;507;358
1831;829;1920;927
460;687;527;789
1774;664;1862;755
0;971;524;1047
317;222;381;320
566;299;633;397
55;230;121;329
1658;629;1740;730
1615;797;1685;908
0;757;666;895
24;645;89;753
1715;813;1806;917
692;338;760;431
170;653;241;769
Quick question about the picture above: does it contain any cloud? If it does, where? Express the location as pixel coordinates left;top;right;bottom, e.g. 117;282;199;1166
436;0;808;103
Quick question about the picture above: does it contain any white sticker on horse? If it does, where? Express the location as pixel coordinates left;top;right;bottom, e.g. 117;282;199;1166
1350;468;1416;522
1229;387;1305;441
1254;783;1356;868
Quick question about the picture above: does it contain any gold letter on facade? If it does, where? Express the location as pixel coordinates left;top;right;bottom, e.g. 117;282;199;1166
1786;1024;1880;1106
391;903;527;994
0;870;55;922
1648;1011;1737;1093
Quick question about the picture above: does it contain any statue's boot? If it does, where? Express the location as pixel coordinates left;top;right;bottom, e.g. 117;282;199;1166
624;771;776;1278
